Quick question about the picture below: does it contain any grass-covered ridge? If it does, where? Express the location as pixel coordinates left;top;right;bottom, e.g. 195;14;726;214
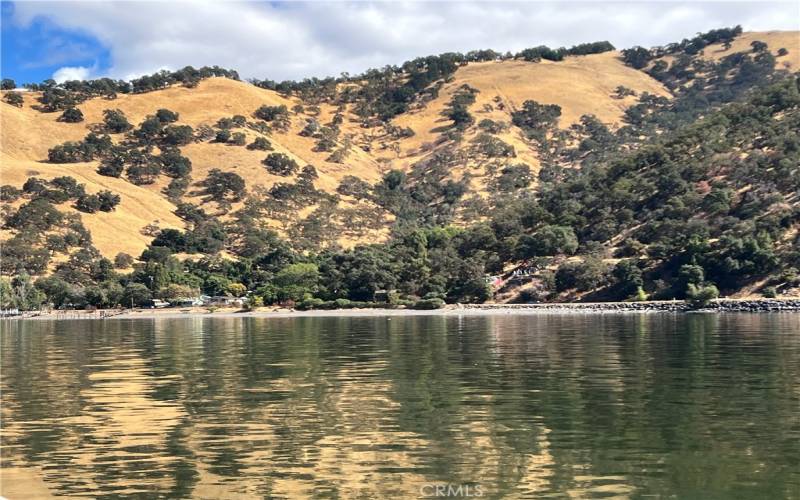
2;28;799;310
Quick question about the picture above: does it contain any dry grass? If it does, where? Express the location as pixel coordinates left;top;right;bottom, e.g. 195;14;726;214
697;31;800;71
3;32;791;259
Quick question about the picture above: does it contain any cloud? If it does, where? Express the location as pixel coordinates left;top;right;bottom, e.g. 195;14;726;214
52;65;92;83
6;1;798;82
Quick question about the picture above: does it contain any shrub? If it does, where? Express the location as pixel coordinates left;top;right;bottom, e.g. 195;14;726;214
162;125;194;145
75;194;102;213
122;283;152;308
160;149;192;178
59;107;84;123
555;258;608;292
98;156;125;177
512;100;562;132
296;297;324;310
103;109;132;133
517;225;578;258
114;253;134;268
254;104;289;121
247;137;273;151
334;298;351;309
156;108;179;123
50;176;86;199
198;169;246;202
230;132;246;145
263;153;299;176
214;129;231;143
413;298;445;310
686;283;719;308
0;185;21;202
762;286;777;298
3;92;23;107
97;190;121;211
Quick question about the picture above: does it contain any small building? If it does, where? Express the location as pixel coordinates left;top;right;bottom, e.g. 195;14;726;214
146;299;170;309
169;297;204;307
202;296;245;307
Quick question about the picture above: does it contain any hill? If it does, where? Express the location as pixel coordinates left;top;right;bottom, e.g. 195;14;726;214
2;28;799;309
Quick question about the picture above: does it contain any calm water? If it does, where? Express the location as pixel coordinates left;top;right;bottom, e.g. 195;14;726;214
1;313;799;499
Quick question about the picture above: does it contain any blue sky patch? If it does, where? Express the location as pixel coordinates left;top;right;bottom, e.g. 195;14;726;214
1;1;111;84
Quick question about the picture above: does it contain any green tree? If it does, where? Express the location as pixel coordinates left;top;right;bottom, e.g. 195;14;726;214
274;263;319;302
156;108;179;123
103;109;132;133
122;283;152;308
516;225;578;258
686;283;719;308
247;137;273;151
198;169;246;203
59;107;84;123
114;253;134;268
4;92;23;107
263;153;299;176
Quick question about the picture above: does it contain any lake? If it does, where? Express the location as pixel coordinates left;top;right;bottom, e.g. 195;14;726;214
1;313;799;499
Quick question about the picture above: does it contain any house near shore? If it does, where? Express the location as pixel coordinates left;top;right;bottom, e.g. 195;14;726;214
169;297;204;307
202;296;246;307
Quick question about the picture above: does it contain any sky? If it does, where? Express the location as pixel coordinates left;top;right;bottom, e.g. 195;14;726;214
1;1;798;85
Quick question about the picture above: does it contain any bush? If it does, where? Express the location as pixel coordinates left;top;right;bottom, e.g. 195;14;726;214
686;284;719;309
59;107;84;123
114;253;134;268
160;149;192;178
162;125;194;145
254;104;289;121
98;156;125;177
230;132;246;146
156;108;179;123
334;298;351;309
263;153;299;176
762;286;777;298
75;194;102;213
97;190;121;211
247;137;273;151
555;258;608;292
296;297;324;310
3;92;23;107
0;185;22;202
517;225;578;258
198;169;246;203
214;129;231;143
103;109;132;133
413;297;445;310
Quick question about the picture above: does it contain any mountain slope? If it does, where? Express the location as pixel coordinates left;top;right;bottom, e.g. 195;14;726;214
1;29;799;309
1;49;673;257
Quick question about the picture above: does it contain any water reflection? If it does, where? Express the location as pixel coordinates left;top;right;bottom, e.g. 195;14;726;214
2;313;799;498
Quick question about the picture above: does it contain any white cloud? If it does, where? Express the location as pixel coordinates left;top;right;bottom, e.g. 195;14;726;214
9;1;799;82
52;65;92;83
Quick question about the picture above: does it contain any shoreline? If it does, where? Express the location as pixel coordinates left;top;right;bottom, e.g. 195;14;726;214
4;298;800;321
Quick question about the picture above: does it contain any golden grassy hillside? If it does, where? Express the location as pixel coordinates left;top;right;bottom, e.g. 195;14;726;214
2;32;793;259
654;30;800;70
699;30;799;70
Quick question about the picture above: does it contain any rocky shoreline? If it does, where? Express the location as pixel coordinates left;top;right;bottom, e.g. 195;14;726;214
4;298;800;321
457;298;800;313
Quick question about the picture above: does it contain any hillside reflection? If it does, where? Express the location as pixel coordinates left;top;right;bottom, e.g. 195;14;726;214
2;313;799;498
